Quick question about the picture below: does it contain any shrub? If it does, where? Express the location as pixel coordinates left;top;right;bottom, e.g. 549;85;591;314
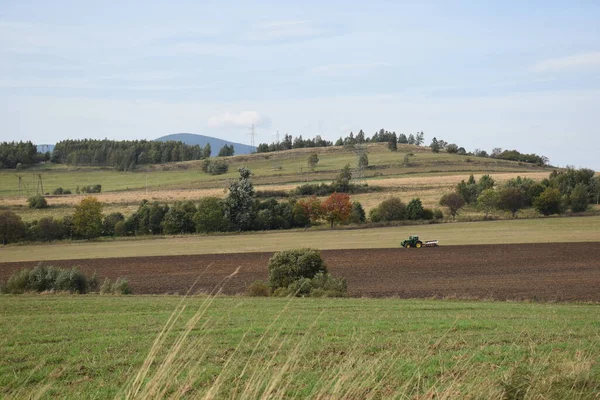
0;210;27;244
369;197;406;222
80;184;102;193
433;208;444;220
194;197;229;233
102;212;125;236
348;201;366;224
422;208;434;220
255;190;289;198
533;187;563;216
99;277;131;294
247;280;270;297
53;187;64;195
27;195;48;209
35;217;65;241
1;265;92;294
497;187;526;218
272;273;347;297
268;248;327;290
202;159;229;175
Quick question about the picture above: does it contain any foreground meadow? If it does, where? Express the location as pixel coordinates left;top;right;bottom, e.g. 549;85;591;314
1;296;599;399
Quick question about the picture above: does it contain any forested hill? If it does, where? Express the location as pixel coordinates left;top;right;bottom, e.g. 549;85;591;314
155;133;254;155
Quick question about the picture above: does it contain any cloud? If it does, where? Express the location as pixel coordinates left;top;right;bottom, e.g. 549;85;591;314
532;52;600;72
207;111;270;129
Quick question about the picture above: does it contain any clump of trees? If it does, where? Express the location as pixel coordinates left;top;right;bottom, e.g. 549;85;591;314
0;264;131;295
217;144;235;157
257;135;332;153
369;197;438;223
52;139;206;170
438;167;597;220
202;159;229;175
249;248;347;297
1;141;47;169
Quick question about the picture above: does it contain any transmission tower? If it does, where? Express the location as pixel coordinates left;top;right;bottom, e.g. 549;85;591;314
36;174;44;194
248;124;256;151
16;175;30;197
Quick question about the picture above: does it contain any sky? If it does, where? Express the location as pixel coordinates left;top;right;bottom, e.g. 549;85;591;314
1;0;599;169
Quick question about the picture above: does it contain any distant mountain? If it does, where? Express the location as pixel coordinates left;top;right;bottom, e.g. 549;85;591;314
155;133;254;156
37;144;55;153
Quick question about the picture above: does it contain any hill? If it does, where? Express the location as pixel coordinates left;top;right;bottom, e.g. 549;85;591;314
155;133;254;155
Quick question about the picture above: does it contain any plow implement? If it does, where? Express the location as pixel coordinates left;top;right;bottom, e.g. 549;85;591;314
400;235;439;248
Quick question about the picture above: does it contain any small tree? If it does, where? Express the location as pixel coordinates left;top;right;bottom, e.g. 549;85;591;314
202;143;212;158
162;201;197;234
348;201;366;224
334;164;353;192
322;192;353;228
73;196;103;239
307;153;319;171
533;187;563;216
406;198;425;220
446;143;459;154
268;248;327;290
415;131;424;145
217;144;234;157
430;137;440;153
387;133;397;151
477;189;499;219
570;183;589;212
590;176;600;205
194;197;229;232
224;167;255;230
439;192;465;220
497;187;526;218
0;210;26;245
357;152;369;169
102;212;124;236
297;196;323;224
369;197;406;222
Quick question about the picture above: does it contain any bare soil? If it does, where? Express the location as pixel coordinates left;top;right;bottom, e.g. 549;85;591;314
2;242;599;301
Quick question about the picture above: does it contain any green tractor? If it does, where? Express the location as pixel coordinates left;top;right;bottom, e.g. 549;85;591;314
400;235;439;249
401;235;423;248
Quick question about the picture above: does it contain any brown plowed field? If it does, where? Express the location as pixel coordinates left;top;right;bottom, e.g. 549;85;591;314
2;242;600;301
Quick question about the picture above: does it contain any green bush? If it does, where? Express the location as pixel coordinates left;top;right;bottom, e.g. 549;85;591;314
268;248;327;290
369;197;406;222
1;265;91;294
27;195;48;209
100;277;131;295
247;280;271;297
570;183;589;212
272;273;347;298
533;187;563;215
202;159;229;175
433;209;444;220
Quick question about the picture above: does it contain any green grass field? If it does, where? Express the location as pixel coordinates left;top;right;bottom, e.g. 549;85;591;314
1;295;599;399
2;216;599;262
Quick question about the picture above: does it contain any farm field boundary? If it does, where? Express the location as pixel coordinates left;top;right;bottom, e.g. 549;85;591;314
2;242;600;301
1;215;599;263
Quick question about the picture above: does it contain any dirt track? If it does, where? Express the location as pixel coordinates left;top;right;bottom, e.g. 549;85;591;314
1;243;600;301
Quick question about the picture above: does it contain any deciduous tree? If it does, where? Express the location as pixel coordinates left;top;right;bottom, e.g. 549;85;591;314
322;193;353;228
73;196;103;239
439;192;465;220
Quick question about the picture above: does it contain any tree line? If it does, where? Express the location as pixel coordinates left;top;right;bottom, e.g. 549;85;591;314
51;139;211;171
0;141;48;169
437;168;598;219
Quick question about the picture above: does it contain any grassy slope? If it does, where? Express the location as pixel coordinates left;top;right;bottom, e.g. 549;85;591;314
2;216;599;262
0;143;549;197
1;296;599;399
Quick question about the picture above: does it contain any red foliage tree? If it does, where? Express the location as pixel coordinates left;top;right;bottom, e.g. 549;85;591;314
297;196;323;223
322;192;352;228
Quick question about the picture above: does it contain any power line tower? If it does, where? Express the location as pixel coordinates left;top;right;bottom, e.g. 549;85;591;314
248;124;256;152
36;174;44;195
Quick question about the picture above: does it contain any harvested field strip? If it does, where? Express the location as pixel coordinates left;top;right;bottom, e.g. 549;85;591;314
1;216;599;263
2;243;600;301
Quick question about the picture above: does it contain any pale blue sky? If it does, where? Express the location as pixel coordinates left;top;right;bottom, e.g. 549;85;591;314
1;1;599;168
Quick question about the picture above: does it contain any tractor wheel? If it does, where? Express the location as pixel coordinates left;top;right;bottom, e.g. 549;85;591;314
416;242;422;248
405;243;411;248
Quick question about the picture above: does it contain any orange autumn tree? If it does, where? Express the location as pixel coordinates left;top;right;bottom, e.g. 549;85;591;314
322;192;352;228
297;195;323;224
